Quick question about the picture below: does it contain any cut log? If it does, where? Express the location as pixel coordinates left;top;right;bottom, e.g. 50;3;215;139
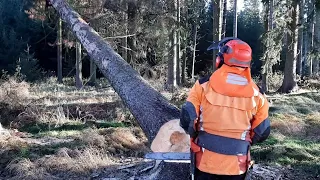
151;119;190;153
49;0;187;179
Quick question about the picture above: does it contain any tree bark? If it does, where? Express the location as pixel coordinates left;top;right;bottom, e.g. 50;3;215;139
191;24;197;80
314;6;320;75
212;0;222;72
167;30;177;90
121;0;128;60
89;57;96;86
127;0;137;64
306;0;315;76
176;0;181;86
75;41;83;89
181;48;187;84
221;0;227;39
296;0;304;76
57;17;63;83
278;0;299;93
262;0;270;93
167;0;178;90
233;0;237;37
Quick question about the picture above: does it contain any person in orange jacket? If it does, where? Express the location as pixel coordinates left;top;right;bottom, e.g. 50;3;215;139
180;37;270;180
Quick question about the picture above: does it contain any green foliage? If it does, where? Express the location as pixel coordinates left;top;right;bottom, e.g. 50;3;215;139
0;0;43;75
15;48;43;82
260;0;289;74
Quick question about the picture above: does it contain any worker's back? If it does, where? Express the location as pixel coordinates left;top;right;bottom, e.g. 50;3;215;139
187;65;268;175
180;37;270;178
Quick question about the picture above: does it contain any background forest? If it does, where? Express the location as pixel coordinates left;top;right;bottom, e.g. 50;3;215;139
0;0;319;179
1;0;319;92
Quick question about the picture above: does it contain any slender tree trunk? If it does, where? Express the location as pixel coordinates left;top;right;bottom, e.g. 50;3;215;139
233;0;237;37
127;0;137;64
176;0;181;85
120;0;127;60
57;17;63;83
89;58;96;86
262;0;270;92
167;30;177;90
191;25;197;80
306;0;315;76
221;0;227;39
279;0;299;93
75;41;83;89
181;48;187;84
296;0;304;76
212;0;222;72
314;6;320;75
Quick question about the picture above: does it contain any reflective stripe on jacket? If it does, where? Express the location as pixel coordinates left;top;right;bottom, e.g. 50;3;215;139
180;64;270;175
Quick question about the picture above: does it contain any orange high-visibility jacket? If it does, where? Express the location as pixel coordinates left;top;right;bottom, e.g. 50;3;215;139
180;65;270;175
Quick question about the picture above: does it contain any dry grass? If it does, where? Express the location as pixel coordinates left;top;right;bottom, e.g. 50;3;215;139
1;76;320;179
6;158;57;180
0;78;31;107
39;147;113;174
271;114;307;136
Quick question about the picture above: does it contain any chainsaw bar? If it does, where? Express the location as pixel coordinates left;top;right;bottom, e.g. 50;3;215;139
144;152;190;161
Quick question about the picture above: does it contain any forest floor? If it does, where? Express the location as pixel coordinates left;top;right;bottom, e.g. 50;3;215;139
0;77;319;180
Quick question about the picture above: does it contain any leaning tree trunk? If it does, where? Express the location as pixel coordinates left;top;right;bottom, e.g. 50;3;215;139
49;0;188;179
278;0;299;93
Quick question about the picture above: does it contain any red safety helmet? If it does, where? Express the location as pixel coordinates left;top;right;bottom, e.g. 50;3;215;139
207;37;252;69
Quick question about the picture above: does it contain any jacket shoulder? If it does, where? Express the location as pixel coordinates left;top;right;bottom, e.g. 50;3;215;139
257;85;266;95
198;75;210;85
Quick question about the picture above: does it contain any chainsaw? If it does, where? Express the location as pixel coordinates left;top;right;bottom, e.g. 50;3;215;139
144;151;255;180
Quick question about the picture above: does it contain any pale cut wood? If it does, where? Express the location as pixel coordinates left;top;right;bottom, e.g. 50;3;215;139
151;119;190;153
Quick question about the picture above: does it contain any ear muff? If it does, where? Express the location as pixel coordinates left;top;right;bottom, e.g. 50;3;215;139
215;52;224;69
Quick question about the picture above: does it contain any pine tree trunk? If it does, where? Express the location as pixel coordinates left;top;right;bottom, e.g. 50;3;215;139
306;0;315;76
121;0;128;60
191;24;197;80
278;0;298;93
75;41;83;89
262;0;270;92
89;58;96;86
167;28;177;91
176;0;181;86
212;0;222;72
181;48;187;84
221;0;227;39
314;6;320;75
127;0;137;64
57;17;63;83
233;0;237;37
296;0;304;76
